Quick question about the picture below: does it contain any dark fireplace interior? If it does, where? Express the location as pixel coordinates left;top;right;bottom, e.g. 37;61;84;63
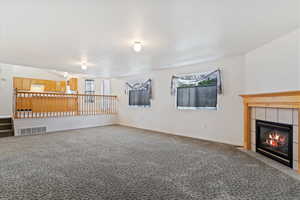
256;120;293;168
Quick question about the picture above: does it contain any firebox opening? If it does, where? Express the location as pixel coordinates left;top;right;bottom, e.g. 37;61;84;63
256;120;293;168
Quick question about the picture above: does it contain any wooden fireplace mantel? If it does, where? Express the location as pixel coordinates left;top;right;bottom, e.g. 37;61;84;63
240;91;300;173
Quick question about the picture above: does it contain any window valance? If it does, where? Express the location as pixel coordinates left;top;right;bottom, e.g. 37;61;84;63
125;79;152;99
170;69;222;96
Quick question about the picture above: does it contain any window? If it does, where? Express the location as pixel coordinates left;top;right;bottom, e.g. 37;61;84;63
129;89;151;106
177;78;218;109
126;79;152;107
85;79;95;103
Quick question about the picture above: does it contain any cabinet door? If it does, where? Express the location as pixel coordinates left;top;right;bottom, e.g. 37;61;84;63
13;78;21;90
44;80;56;92
60;81;66;92
69;78;78;91
49;81;57;92
22;78;31;91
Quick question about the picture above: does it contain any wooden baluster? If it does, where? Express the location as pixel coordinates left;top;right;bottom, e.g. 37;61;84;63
66;94;69;116
64;94;66;116
93;96;97;115
83;95;85;115
99;96;101;113
16;93;19;118
99;96;104;114
46;94;48;118
107;96;109;114
33;93;36;118
15;92;18;118
111;96;113;114
92;95;94;115
106;96;108;114
109;96;111;114
96;96;98;114
93;95;95;115
29;93;32;118
25;93;28;118
109;96;112;114
102;96;105;114
105;96;107;114
113;96;115;113
58;94;61;117
104;96;106;113
86;95;88;115
42;94;44;118
55;94;57;117
39;93;41;118
82;95;83;115
114;96;116;113
88;95;90;115
80;95;82;115
22;93;25;118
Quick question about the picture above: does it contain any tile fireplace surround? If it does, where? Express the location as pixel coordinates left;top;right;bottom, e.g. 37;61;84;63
240;91;300;173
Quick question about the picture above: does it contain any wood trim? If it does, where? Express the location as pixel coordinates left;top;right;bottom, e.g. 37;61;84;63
240;90;300;98
18;91;117;97
248;103;300;109
298;109;300;173
243;103;251;150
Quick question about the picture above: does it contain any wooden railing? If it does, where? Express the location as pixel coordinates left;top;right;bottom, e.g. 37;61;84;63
14;91;117;119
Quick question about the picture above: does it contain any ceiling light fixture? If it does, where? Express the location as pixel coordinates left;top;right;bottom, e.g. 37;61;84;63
81;62;87;70
133;41;142;52
63;72;68;78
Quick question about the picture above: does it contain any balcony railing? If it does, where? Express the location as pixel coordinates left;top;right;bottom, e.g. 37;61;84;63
14;91;117;119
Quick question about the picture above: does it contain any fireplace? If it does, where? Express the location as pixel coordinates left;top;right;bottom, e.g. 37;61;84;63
256;120;293;168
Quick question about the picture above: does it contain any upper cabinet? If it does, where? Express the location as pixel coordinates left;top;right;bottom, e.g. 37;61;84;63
58;81;66;92
69;78;78;91
44;80;56;92
13;77;78;93
13;77;31;91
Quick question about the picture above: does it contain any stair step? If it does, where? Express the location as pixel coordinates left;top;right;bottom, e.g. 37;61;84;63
0;132;13;137
0;129;13;133
0;129;13;137
0;123;11;126
0;118;12;124
0;125;12;130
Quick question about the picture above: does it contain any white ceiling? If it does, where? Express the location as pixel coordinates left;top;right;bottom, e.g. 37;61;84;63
0;0;299;77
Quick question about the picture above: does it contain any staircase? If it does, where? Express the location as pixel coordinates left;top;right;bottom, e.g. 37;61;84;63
0;118;14;138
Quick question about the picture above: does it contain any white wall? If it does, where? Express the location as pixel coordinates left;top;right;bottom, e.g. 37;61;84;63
14;115;117;135
112;56;245;146
245;28;300;93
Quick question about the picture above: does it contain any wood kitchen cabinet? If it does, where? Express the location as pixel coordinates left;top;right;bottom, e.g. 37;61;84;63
13;77;31;91
13;77;68;92
55;81;66;92
69;78;78;91
44;80;56;91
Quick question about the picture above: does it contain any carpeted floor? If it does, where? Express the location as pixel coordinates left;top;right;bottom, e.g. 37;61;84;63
0;125;300;200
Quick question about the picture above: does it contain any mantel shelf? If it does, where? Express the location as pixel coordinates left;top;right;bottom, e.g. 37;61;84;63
240;90;300;109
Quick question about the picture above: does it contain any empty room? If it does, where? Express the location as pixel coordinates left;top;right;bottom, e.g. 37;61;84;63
0;1;300;199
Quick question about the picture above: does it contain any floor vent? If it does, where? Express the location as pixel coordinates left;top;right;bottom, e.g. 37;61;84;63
18;127;47;136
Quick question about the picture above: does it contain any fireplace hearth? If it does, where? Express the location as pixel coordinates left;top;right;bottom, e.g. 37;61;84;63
256;120;293;168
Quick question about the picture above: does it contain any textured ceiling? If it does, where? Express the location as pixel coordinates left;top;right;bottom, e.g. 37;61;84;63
0;0;299;77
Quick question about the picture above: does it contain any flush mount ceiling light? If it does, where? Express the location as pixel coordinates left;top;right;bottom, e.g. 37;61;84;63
133;41;142;52
63;72;68;78
81;61;87;70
